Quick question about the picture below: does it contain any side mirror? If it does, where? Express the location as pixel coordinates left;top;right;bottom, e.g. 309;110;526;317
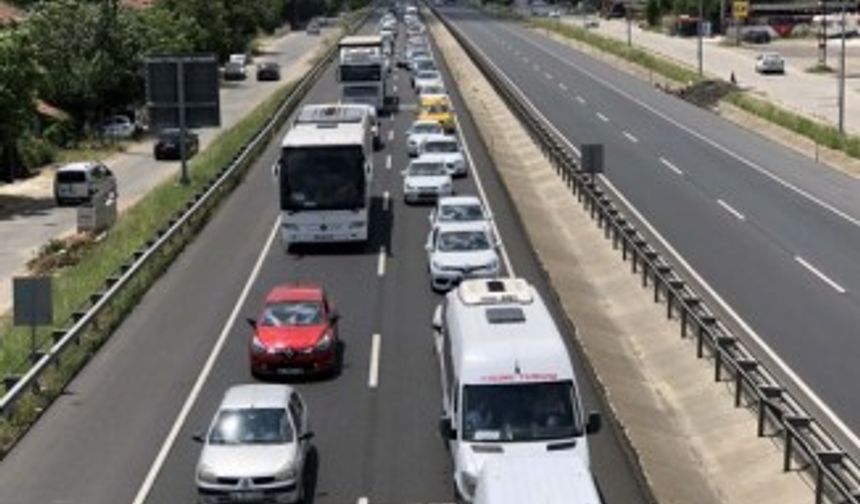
330;310;341;324
246;317;257;330
299;431;315;442
271;162;280;181
432;305;444;332
438;415;456;440
585;411;602;435
425;243;433;252
192;431;205;443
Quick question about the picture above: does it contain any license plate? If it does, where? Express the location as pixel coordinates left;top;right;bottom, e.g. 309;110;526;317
277;367;305;376
231;491;263;501
312;234;333;241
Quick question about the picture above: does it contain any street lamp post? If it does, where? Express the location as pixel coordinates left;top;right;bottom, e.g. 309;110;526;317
838;1;847;133
698;0;704;76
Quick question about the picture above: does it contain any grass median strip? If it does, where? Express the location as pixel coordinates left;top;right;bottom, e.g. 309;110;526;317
0;78;299;456
526;16;860;164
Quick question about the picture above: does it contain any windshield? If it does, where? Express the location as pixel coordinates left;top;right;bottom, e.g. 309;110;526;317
343;85;379;97
57;171;86;183
262;301;323;326
282;146;366;211
437;231;490;252
415;60;435;71
409;162;448;176
412;123;442;134
425;140;457;153
424;104;450;115
420;86;445;95
462;381;580;442
439;203;484;222
417;71;440;80
340;65;382;82
208;408;293;445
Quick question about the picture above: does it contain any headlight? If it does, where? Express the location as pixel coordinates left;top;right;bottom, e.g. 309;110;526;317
251;335;268;354
431;260;443;270
197;465;218;484
274;464;297;482
460;471;478;498
315;332;333;352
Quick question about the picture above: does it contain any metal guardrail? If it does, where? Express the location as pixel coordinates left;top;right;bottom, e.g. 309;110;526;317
0;12;371;428
430;6;860;503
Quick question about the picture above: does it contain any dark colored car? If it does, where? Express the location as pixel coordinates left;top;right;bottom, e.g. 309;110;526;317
247;284;340;378
153;128;199;161
256;62;282;81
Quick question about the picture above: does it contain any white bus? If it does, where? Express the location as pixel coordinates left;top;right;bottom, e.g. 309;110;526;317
338;35;386;111
277;105;373;247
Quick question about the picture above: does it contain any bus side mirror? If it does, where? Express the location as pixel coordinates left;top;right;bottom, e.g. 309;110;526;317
438;415;456;440
432;305;443;332
585;411;602;435
271;161;280;181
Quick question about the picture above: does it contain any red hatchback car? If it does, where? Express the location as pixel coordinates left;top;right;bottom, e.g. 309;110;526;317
247;284;339;378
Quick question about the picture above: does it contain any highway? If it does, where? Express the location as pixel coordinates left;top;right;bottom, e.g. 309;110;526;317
0;13;649;504
433;6;860;451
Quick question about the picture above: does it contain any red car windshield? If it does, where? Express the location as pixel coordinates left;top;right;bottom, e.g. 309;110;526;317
262;301;323;326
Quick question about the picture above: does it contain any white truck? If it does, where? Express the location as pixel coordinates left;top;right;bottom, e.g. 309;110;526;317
337;35;386;111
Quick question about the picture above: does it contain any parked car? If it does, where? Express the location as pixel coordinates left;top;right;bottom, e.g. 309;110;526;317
257;61;282;81
194;384;313;504
743;28;772;44
224;61;247;81
153;128;199;160
54;161;117;207
247;284;340;378
307;20;321;35
99;115;138;139
229;53;251;66
402;159;454;204
425;221;501;291
755;52;785;74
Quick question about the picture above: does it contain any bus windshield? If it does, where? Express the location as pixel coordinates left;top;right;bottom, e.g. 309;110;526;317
282;146;366;211
461;381;581;442
340;65;382;82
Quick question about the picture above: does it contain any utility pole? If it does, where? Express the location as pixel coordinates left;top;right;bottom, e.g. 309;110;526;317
627;10;633;47
698;0;704;76
838;1;847;133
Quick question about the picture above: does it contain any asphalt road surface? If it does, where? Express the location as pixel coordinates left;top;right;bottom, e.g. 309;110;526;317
433;6;860;453
0;13;649;504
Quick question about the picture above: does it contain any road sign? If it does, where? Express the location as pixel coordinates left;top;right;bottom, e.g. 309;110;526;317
733;1;749;19
581;144;604;174
13;277;52;327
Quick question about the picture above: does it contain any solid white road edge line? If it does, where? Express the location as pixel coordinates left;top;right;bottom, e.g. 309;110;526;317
450;18;860;450
659;156;684;176
377;246;386;277
498;22;860;230
717;199;746;221
795;256;847;294
131;217;281;504
368;334;381;388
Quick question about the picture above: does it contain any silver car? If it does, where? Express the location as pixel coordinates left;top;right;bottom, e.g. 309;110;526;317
429;195;491;228
755;52;785;74
418;134;467;177
426;221;501;291
406;120;445;156
403;159;453;204
195;384;313;504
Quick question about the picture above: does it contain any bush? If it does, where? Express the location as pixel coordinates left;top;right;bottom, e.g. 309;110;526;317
42;121;76;148
17;135;57;169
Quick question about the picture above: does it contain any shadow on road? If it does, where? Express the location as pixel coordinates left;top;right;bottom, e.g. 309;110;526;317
0;194;57;221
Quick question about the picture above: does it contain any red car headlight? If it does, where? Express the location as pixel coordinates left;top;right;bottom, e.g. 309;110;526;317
315;332;333;352
251;335;268;354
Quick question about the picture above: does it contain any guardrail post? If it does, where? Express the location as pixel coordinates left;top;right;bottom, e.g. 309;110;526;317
735;359;758;406
642;250;658;287
815;451;845;503
606;208;619;241
715;335;737;381
757;385;783;437
697;315;716;358
655;265;671;302
680;298;700;338
3;376;20;394
667;280;684;319
783;416;812;471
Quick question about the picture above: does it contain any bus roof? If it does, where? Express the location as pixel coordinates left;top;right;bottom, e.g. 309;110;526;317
446;279;575;384
339;35;383;48
296;104;369;124
281;122;366;149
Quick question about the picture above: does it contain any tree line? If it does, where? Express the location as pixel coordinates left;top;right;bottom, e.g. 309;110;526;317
0;0;369;181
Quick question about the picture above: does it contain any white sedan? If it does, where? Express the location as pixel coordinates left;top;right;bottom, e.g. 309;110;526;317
406;120;445;156
418;134;467;177
403;159;453;204
426;221;501;291
755;52;785;74
195;384;313;504
413;70;444;90
430;195;491;228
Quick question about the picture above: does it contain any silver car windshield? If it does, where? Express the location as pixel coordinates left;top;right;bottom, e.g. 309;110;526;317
261;301;323;327
409;162;447;176
417;71;440;80
413;123;442;134
437;231;490;252
208;408;293;445
462;381;580;442
439;203;484;222
425;141;458;153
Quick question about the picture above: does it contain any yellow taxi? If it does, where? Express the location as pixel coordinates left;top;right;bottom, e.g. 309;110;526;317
417;95;455;132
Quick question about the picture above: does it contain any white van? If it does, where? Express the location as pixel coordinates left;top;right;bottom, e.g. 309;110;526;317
475;456;601;504
54;161;117;207
432;278;601;502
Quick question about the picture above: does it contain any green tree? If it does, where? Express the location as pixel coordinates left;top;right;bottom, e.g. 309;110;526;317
0;30;38;181
646;0;661;26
